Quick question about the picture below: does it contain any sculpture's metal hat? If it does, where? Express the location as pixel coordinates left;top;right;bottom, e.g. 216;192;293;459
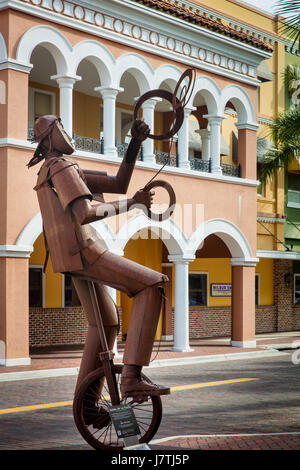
27;115;74;168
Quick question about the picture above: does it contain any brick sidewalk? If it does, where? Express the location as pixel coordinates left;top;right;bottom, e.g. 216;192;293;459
1;332;299;376
151;433;300;450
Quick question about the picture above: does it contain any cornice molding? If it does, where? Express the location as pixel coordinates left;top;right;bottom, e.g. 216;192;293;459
3;0;272;86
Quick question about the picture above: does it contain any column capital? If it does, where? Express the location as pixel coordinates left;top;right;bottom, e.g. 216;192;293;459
168;254;195;264
95;85;124;98
140;97;162;110
203;114;226;124
51;74;81;86
0;245;33;258
231;257;259;267
183;105;196;117
195;128;211;138
235;122;259;131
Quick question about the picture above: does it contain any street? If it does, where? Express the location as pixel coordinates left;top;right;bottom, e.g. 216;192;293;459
0;351;299;451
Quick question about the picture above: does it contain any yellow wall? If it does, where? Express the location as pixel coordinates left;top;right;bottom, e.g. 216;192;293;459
255;257;273;305
29;234;62;308
189;258;232;307
121;232;163;338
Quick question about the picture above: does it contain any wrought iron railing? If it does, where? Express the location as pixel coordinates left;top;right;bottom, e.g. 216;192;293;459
73;133;104;154
189;157;210;172
221;162;241;177
155;150;178;167
27;128;241;178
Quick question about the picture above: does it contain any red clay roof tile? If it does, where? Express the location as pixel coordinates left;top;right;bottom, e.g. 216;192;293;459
132;0;273;52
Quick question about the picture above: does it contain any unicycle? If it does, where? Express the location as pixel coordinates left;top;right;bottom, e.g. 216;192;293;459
72;278;163;450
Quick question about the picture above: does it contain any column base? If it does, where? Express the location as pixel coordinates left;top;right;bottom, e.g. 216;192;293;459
104;147;118;158
211;166;222;175
178;162;191;170
0;357;31;367
231;340;257;348
170;346;195;352
143;154;156;164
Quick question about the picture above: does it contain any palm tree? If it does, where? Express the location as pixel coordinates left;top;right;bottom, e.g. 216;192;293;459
260;106;300;183
275;1;300;49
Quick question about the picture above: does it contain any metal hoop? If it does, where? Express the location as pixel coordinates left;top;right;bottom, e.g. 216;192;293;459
133;89;184;141
172;68;196;110
142;180;176;222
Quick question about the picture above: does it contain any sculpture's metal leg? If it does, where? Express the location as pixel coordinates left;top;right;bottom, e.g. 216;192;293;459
123;284;165;366
72;277;118;394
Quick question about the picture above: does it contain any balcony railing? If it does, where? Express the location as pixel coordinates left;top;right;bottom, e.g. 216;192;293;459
27;129;240;178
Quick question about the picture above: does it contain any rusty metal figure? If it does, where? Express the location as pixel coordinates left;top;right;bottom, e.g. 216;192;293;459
28;68;195;404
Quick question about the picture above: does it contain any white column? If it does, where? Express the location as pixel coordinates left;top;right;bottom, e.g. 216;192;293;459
196;128;211;161
95;86;124;158
169;255;195;352
177;107;195;169
107;287;121;357
141;97;161;164
203;114;225;174
51;74;81;137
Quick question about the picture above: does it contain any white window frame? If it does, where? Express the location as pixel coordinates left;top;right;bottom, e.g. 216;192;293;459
287;189;300;209
29;264;45;308
255;273;260;306
294;273;300;305
28;87;56;129
189;271;209;307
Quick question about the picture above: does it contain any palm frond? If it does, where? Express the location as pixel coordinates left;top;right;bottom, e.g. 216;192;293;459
275;1;300;49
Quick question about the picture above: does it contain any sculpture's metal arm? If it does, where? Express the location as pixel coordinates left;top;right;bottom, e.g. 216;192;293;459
82;120;149;195
70;189;153;225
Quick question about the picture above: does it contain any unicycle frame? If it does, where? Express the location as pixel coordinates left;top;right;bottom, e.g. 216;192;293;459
86;280;121;406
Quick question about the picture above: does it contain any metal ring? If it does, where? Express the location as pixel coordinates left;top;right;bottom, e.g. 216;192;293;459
172;68;196;110
142;180;176;222
133;89;184;141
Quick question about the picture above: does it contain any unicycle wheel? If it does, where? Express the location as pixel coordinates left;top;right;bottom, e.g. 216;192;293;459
73;364;162;450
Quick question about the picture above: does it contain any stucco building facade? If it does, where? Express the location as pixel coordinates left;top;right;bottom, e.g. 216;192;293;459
0;0;298;367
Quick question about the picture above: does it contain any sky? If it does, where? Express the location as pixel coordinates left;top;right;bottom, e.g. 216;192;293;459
238;0;278;15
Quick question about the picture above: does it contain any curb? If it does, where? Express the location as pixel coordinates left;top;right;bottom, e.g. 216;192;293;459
0;348;287;383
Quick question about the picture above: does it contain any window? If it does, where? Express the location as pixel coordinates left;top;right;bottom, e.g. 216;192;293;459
28;88;56;131
287;173;300;209
193;150;202;159
257;163;265;197
255;273;260;306
189;273;208;306
63;273;81;307
294;274;300;305
29;266;44;307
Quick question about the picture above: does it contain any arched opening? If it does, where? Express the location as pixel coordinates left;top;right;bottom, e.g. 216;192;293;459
73;58;102;149
27;45;59;137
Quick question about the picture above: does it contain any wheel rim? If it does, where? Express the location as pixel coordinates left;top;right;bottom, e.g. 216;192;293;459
73;365;162;450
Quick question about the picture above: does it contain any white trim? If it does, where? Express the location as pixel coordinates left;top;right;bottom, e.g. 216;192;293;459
0;58;32;73
287;202;300;209
160;335;173;341
257;216;285;224
255;272;260;306
11;0;270;87
231;257;259;267
188;270;209;307
293;273;300;306
28;87;56;128
231;340;257;348
189;219;254;259
0;31;7;61
29;264;46;308
0;245;33;258
0;357;31;367
257;250;300;260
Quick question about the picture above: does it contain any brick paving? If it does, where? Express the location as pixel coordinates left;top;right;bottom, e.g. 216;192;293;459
1;332;300;451
1;332;299;376
151;433;300;450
